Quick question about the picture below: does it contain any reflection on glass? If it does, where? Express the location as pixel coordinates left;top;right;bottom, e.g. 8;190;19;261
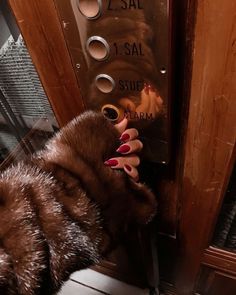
0;5;58;169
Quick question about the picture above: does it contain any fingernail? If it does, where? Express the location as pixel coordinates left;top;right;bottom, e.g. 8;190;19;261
124;164;132;172
116;144;130;154
120;133;130;142
104;159;118;167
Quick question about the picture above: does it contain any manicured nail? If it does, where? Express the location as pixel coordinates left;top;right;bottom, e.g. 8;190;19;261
124;164;132;172
120;133;130;142
104;159;118;167
116;144;130;154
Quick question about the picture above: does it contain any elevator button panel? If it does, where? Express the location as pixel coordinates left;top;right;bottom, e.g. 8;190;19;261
55;0;172;163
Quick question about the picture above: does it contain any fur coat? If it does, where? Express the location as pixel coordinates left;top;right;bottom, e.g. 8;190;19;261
0;111;157;295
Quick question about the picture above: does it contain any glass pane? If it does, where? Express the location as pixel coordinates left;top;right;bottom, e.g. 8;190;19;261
0;2;58;169
212;163;236;251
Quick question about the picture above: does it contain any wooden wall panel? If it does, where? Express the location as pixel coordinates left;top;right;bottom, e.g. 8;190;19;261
197;267;236;295
203;247;236;276
176;0;236;293
8;0;84;127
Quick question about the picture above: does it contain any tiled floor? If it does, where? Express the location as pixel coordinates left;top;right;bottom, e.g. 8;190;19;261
58;269;149;295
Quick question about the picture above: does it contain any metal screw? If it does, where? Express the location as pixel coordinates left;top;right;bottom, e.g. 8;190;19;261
76;64;81;69
62;21;69;29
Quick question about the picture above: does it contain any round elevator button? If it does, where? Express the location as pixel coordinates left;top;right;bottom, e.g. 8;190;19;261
95;74;115;93
76;0;102;19
87;36;110;61
101;104;120;122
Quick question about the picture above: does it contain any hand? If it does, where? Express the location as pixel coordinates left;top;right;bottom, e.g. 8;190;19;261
104;118;143;182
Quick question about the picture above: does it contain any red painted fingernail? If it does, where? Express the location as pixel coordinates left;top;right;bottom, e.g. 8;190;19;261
104;159;118;167
120;133;130;141
116;144;130;154
124;164;132;172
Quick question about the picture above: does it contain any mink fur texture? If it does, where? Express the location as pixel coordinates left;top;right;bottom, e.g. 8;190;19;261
0;111;157;295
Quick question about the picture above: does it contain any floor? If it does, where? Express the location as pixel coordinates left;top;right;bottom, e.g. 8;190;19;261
58;269;150;295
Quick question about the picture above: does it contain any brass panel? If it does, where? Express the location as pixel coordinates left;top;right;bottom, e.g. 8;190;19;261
54;0;171;163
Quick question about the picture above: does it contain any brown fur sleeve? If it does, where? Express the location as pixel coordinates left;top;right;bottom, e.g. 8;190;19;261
0;111;157;295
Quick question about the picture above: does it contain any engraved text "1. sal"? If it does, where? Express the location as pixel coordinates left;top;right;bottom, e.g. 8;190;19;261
114;42;144;56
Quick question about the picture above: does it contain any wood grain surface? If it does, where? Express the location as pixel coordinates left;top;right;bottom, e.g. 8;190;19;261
203;247;236;276
8;0;85;127
176;0;236;293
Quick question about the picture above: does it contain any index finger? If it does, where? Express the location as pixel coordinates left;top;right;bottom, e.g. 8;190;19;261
114;117;128;134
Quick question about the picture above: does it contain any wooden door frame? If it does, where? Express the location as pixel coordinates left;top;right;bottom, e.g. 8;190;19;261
176;0;236;293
